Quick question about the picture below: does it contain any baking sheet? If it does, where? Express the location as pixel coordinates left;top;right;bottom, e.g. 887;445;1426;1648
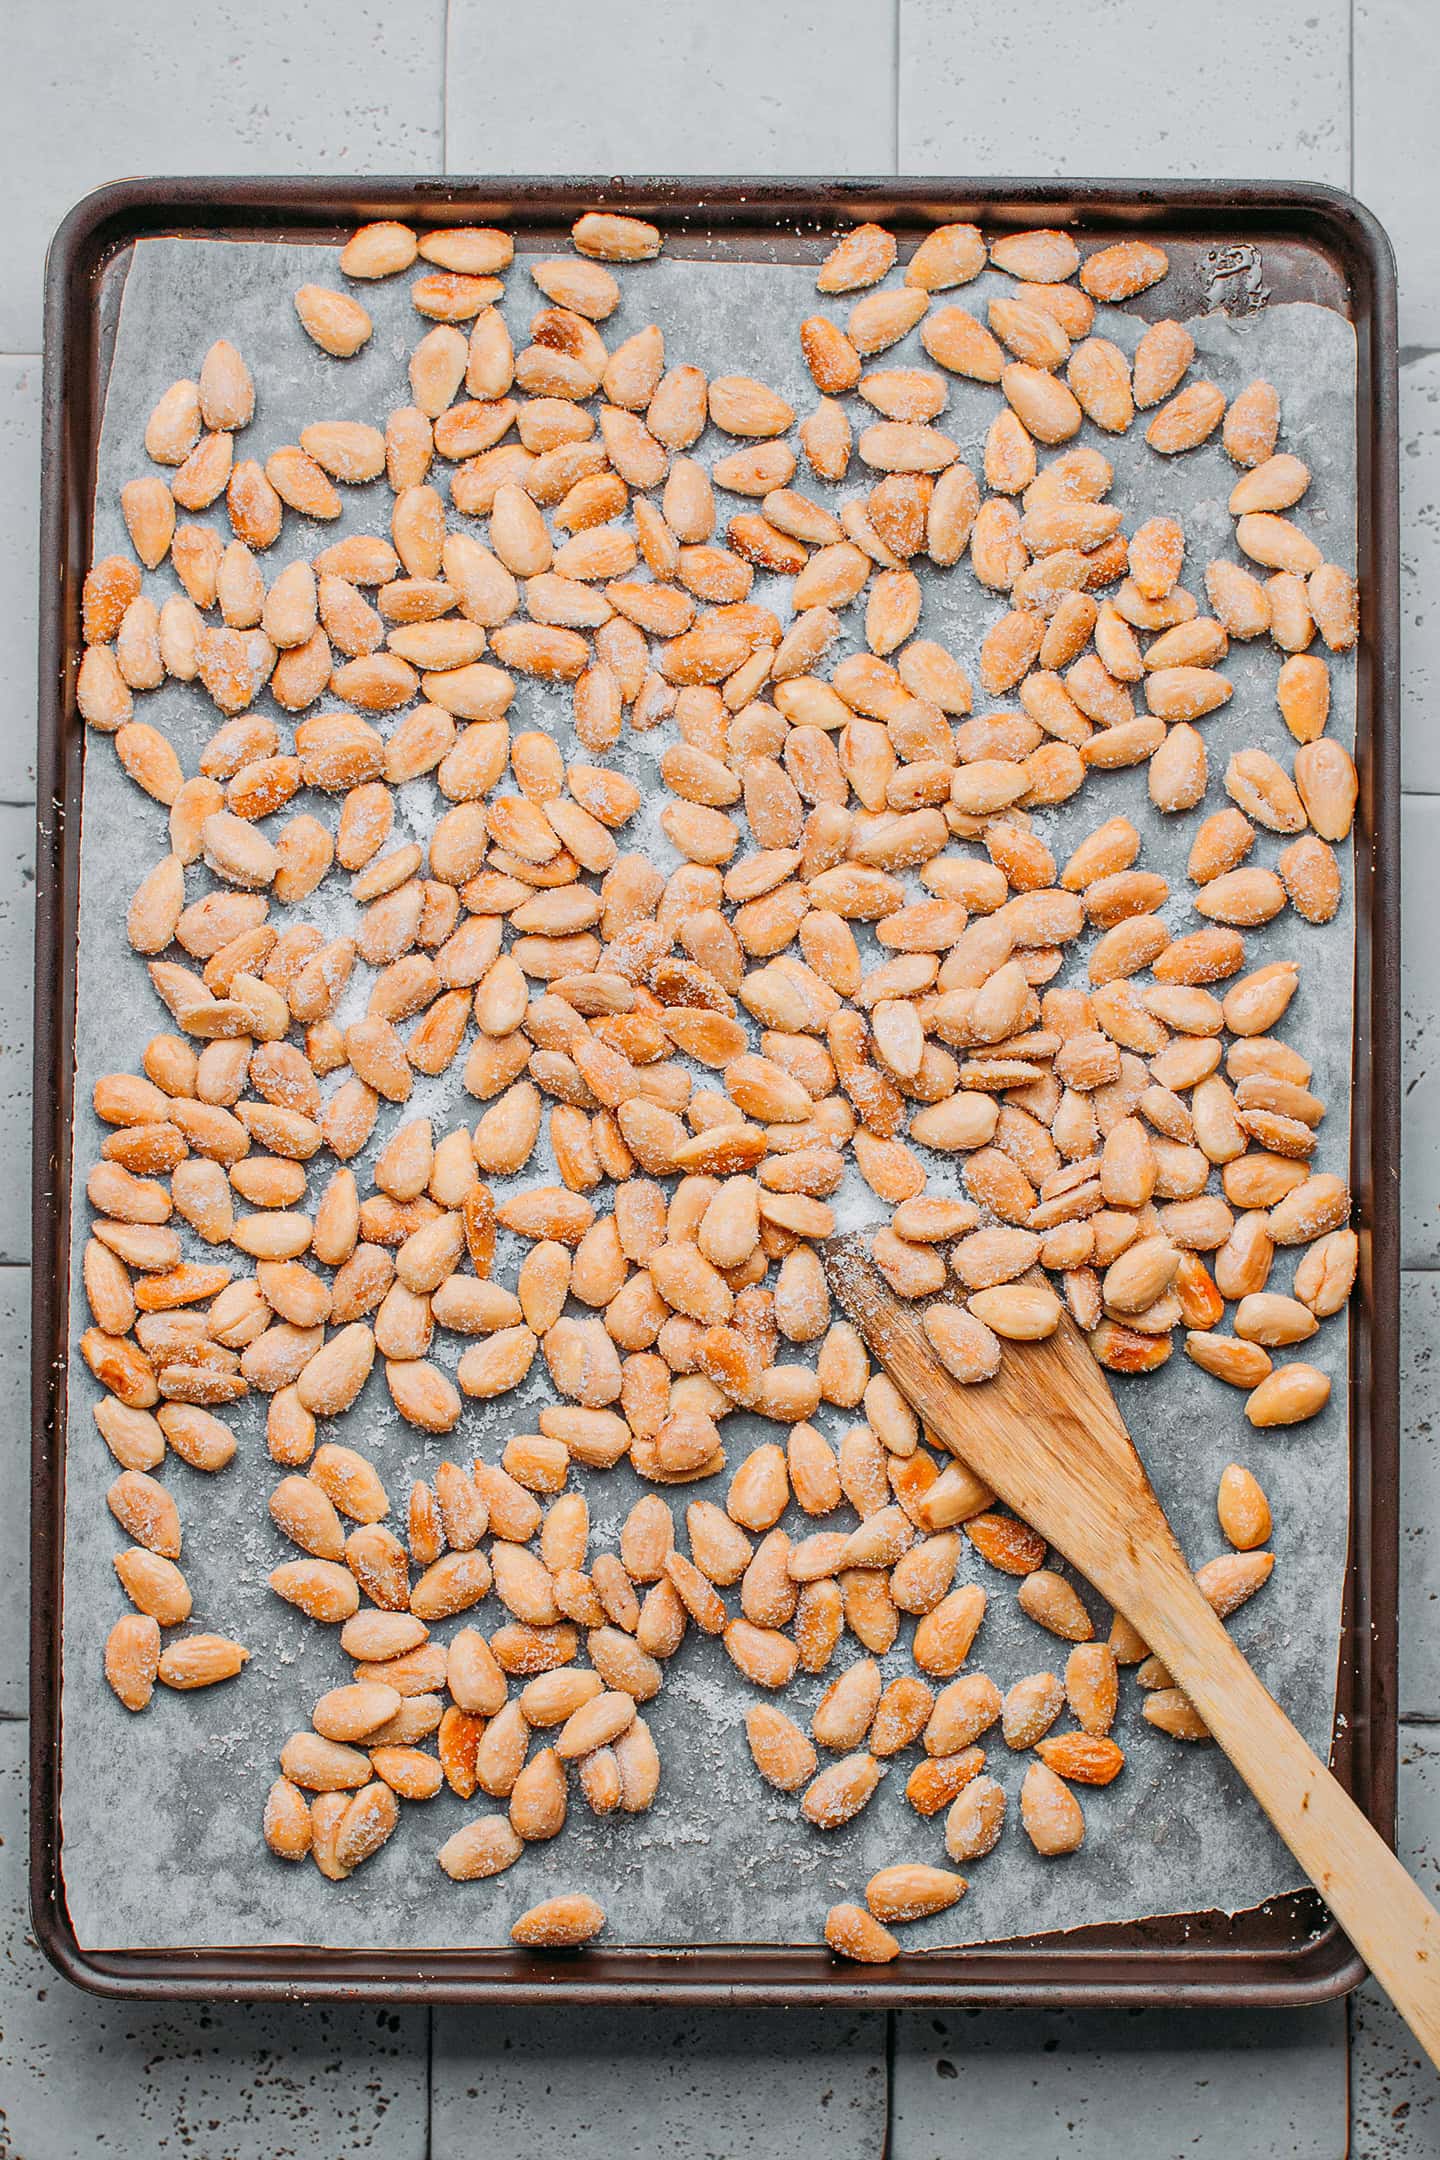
59;233;1357;1954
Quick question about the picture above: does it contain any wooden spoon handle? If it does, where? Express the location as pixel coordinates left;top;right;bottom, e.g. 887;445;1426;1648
1143;1578;1440;2067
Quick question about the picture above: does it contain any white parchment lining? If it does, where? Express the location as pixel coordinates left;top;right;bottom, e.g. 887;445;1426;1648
59;235;1357;1953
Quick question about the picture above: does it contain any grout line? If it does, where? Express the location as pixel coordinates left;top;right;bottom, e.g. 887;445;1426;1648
882;2006;897;2157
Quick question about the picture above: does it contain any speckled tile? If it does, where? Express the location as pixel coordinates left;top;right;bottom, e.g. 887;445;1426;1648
1355;0;1440;348
1402;1275;1440;1717
0;804;32;1265
1351;1729;1440;2155
444;0;896;176
0;1266;29;1718
897;0;1349;182
1404;795;1440;1268
0;359;40;802
0;1724;429;2159
892;2000;1347;2158
1400;353;1440;794
430;2004;888;2159
0;0;446;350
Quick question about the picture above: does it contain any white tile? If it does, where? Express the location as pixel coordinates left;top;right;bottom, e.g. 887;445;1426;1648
0;1723;429;2159
1351;1729;1440;2155
1355;0;1440;348
0;803;31;1265
0;1267;28;1716
431;2005;888;2160
1401;1276;1440;1717
445;0;895;175
0;0;446;350
898;0;1349;183
892;2000;1347;2158
1404;796;1440;1268
1401;353;1440;793
0;359;40;801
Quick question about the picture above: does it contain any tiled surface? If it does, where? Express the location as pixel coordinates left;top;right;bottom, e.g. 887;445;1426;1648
1401;353;1440;793
431;2008;888;2159
445;0;898;176
0;1266;30;1718
0;359;40;802
1404;796;1440;1268
892;2002;1348;2159
1351;1736;1440;2156
0;804;33;1267
1354;0;1440;347
4;0;1440;2151
0;0;447;350
898;0;1351;183
0;1727;431;2160
1402;1276;1440;1717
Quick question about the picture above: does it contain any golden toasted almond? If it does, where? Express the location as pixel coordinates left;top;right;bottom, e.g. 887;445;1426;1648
740;1702;815;1792
1223;378;1280;467
145;378;203;464
1036;1732;1125;1785
509;1893;607;1947
263;1777;313;1860
1293;1229;1358;1318
572;210;661;260
816;222;896;293
1245;1362;1331;1426
1217;1462;1273;1551
1002;1670;1065;1748
1079;238;1168;300
967;1283;1060;1341
866;1863;966;1924
437;1815;524;1881
1065;338;1134;433
418;226;513;276
1017;1570;1094;1642
1275;652;1330;744
800;315;862;394
1064;1642;1119;1737
340;221;418;278
905;223;986;290
1235;512;1322;577
825;1903;900;1963
1146;381;1225;455
294;285;372;357
1020;1758;1085;1854
104;1613;162;1711
156;1633;249;1690
944;1773;1007;1860
912;1584;988;1678
707;374;794;438
989;229;1080;283
801;1751;883;1828
1003;363;1082;444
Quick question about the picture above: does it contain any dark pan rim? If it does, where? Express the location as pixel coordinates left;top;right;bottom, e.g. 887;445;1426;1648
30;174;1399;2004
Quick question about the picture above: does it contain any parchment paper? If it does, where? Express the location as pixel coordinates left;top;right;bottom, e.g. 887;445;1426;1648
59;232;1357;1954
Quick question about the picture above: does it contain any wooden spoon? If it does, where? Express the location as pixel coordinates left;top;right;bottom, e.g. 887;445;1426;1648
821;1232;1440;2065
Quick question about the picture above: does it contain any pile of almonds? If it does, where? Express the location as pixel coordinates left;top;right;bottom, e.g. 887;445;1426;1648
79;207;1357;1953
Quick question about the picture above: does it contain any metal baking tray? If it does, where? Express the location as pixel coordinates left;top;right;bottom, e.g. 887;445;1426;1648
30;176;1400;2004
